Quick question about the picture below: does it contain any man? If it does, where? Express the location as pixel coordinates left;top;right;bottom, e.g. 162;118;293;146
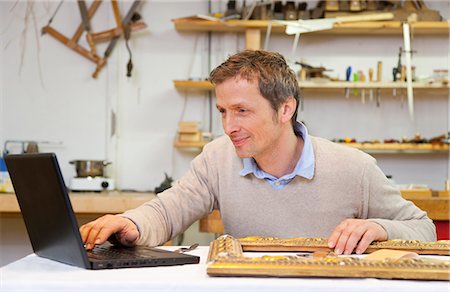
80;50;435;255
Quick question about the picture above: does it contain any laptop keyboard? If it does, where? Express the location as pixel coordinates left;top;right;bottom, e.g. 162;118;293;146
87;245;156;260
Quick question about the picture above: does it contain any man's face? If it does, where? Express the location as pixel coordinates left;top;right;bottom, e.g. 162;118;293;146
215;76;284;161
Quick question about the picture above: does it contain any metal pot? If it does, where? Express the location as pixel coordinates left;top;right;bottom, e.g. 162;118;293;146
69;160;111;178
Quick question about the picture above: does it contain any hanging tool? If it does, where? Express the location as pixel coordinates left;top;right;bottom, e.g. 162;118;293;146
359;70;366;104
403;22;414;120
368;68;374;101
376;61;382;107
92;0;142;78
78;0;97;55
42;0;103;64
344;66;352;99
353;72;359;97
392;47;402;97
42;0;146;79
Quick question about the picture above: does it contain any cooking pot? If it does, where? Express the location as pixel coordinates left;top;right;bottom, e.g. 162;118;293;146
70;160;111;178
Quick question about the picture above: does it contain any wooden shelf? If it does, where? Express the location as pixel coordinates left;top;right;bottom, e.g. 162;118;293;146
343;143;449;154
174;138;449;154
174;80;213;91
174;140;209;149
173;18;450;35
174;80;449;93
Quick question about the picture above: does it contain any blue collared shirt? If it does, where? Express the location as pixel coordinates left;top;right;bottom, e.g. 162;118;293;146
239;121;315;190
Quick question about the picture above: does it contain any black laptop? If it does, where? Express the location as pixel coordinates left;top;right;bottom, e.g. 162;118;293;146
5;153;200;269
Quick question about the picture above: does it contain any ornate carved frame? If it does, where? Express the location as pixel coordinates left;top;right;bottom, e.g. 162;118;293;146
206;235;450;281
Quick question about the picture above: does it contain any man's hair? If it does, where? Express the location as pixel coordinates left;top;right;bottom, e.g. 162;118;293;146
209;50;300;125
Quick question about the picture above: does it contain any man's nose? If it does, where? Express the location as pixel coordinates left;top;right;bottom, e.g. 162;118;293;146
222;115;238;136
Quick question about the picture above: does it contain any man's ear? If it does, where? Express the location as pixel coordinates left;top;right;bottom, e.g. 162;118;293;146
279;96;296;123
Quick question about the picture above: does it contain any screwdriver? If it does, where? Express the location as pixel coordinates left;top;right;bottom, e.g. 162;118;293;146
345;66;352;99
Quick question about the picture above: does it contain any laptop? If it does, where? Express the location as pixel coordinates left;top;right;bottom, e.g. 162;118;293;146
5;153;200;270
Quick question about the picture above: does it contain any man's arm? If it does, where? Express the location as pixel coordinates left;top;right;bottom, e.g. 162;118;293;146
328;158;436;254
80;145;217;248
120;148;217;247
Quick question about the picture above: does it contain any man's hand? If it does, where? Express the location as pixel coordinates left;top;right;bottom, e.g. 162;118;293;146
79;214;139;250
327;219;387;255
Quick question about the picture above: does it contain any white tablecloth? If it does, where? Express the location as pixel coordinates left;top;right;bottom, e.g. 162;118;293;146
1;246;449;291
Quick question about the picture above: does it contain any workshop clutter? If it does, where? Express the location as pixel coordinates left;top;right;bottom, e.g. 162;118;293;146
215;0;442;21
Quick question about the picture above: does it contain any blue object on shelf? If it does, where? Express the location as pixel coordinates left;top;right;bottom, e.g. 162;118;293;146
0;157;7;172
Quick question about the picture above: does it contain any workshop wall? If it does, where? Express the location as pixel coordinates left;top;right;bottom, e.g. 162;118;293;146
0;1;449;189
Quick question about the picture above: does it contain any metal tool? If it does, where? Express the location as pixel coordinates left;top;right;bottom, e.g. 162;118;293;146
368;68;374;101
78;0;96;55
92;0;142;78
376;61;382;107
174;243;199;253
392;47;402;97
403;22;414;120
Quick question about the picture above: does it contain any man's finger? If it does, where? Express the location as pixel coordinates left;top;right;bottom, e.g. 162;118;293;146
342;224;366;255
328;220;349;248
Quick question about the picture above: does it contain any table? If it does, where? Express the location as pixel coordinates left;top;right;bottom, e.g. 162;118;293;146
1;247;449;291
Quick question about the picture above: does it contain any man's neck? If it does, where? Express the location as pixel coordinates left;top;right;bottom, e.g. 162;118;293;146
254;128;304;178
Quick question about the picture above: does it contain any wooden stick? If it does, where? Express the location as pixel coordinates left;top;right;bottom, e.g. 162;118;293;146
91;22;146;43
111;0;122;27
70;0;102;45
42;26;100;63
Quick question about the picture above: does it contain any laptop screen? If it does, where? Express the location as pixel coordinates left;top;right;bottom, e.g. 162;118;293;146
5;153;90;268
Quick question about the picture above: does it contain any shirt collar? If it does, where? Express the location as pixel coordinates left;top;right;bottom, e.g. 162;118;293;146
239;121;315;180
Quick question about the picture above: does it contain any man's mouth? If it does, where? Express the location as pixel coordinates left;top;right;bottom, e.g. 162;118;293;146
231;136;248;147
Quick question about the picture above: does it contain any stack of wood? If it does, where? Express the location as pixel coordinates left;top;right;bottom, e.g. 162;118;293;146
177;121;201;142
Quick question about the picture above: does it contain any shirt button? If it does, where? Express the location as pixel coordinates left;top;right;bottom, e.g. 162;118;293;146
275;181;281;186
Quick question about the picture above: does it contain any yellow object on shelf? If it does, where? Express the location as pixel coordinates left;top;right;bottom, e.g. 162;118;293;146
0;172;14;193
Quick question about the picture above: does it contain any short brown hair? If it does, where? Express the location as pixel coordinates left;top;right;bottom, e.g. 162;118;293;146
209;50;300;126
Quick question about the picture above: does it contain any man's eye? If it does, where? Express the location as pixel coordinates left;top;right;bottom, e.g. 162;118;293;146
238;108;247;113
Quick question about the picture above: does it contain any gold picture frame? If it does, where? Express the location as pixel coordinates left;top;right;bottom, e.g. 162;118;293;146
239;236;450;255
207;235;450;281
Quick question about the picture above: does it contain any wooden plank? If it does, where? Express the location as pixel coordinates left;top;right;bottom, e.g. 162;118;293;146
173;79;449;92
245;28;261;50
173;80;213;91
174;140;208;148
199;209;223;233
401;189;433;198
438;190;450;197
174;136;449;153
342;143;449;154
0;192;155;214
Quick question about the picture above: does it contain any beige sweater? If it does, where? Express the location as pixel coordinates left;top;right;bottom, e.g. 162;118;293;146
123;135;436;246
